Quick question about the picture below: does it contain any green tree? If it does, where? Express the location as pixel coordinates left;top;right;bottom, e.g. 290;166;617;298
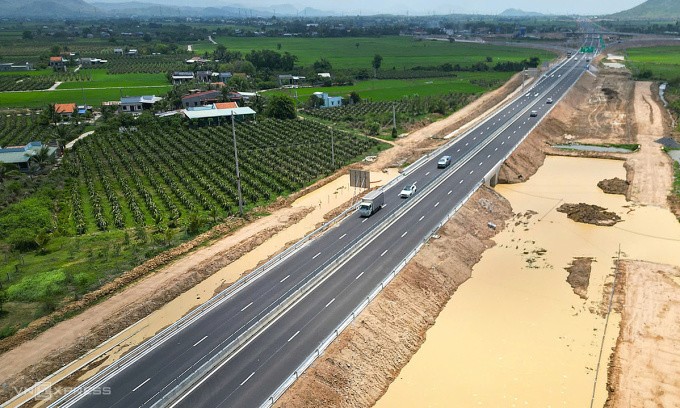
372;54;383;77
313;58;332;72
22;30;33;40
265;95;297;120
0;290;7;314
0;163;20;183
349;91;361;105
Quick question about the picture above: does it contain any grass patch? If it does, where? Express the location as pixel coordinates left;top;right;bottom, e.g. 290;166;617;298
0;86;172;108
195;36;555;71
55;71;169;90
267;73;511;102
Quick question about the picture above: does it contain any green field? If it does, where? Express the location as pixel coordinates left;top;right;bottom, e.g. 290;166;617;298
269;72;513;102
626;46;680;79
0;86;172;108
195;36;555;70
56;71;168;90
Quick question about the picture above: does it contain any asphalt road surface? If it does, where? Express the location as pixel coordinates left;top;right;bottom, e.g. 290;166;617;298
56;38;598;408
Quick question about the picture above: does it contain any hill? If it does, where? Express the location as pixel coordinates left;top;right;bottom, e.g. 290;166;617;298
609;0;680;20
0;0;97;17
499;8;544;17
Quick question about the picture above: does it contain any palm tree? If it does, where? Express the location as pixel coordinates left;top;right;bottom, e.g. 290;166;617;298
30;146;54;171
0;163;20;183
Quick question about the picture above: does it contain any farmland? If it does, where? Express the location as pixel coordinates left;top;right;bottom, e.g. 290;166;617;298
272;72;513;102
626;46;680;79
0;116;385;336
195;36;555;71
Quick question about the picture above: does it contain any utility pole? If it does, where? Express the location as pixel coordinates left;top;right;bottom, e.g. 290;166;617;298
392;103;396;130
330;126;335;168
231;114;244;216
522;67;526;91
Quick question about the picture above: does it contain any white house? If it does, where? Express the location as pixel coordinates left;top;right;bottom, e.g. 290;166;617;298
313;92;342;108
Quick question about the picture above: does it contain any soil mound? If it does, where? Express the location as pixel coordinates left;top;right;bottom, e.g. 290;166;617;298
565;257;593;299
557;203;622;226
598;178;629;195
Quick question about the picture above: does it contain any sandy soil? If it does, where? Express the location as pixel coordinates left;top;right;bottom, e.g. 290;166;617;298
275;186;513;408
625;82;674;207
499;69;635;184
606;261;680;408
0;65;533;405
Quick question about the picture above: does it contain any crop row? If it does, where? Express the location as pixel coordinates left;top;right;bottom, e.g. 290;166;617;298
0;114;82;147
62;118;380;233
0;76;54;92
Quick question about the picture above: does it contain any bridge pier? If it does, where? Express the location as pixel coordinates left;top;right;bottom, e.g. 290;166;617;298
484;162;502;187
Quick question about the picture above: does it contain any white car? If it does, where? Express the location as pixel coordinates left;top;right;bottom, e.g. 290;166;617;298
546;98;553;104
399;184;417;198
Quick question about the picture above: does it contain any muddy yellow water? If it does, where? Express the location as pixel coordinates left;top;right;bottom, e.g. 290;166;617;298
375;156;680;408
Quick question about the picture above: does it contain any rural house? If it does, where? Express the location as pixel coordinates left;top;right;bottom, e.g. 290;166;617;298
312;92;342;108
172;71;195;85
120;95;163;113
0;62;33;71
54;103;77;118
0;142;58;172
49;56;66;71
182;103;256;124
113;48;124;55
181;90;222;108
278;74;305;88
196;71;212;83
78;57;107;66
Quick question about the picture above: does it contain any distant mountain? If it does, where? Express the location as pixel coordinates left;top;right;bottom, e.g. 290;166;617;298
0;0;97;17
91;1;335;18
610;0;680;20
499;8;544;17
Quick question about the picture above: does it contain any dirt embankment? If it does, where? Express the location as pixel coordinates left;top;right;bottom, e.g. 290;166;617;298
565;257;594;299
499;69;635;183
606;261;680;408
275;186;513;408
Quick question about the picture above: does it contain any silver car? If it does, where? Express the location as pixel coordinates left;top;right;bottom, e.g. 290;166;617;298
437;156;452;168
399;184;417;198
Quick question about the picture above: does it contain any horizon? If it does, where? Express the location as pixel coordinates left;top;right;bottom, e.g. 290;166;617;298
85;0;647;17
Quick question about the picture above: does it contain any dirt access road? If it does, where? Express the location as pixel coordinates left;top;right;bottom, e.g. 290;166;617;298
0;70;532;405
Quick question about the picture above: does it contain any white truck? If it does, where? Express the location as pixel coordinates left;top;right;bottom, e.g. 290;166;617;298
359;190;384;217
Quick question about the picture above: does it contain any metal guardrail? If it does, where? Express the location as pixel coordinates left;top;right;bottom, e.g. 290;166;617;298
260;51;587;408
48;195;365;408
260;180;484;408
147;52;586;408
44;51;585;408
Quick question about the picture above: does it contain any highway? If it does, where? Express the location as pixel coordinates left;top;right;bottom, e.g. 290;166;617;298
52;37;598;408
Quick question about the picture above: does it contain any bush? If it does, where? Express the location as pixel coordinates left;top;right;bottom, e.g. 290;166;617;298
0;197;52;251
266;95;297;120
6;269;67;302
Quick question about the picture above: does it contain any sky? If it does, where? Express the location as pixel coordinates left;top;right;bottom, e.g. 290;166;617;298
230;0;646;16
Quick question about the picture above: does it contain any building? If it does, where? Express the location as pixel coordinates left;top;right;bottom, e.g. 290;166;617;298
278;74;305;88
313;92;342;108
172;71;195;85
113;48;124;55
126;49;139;56
78;57;107;66
49;56;66;71
54;103;77;118
186;56;210;64
182;104;256;124
120;95;163;113
181;90;222;108
0;62;34;72
0;142;58;172
196;70;212;83
317;72;331;79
